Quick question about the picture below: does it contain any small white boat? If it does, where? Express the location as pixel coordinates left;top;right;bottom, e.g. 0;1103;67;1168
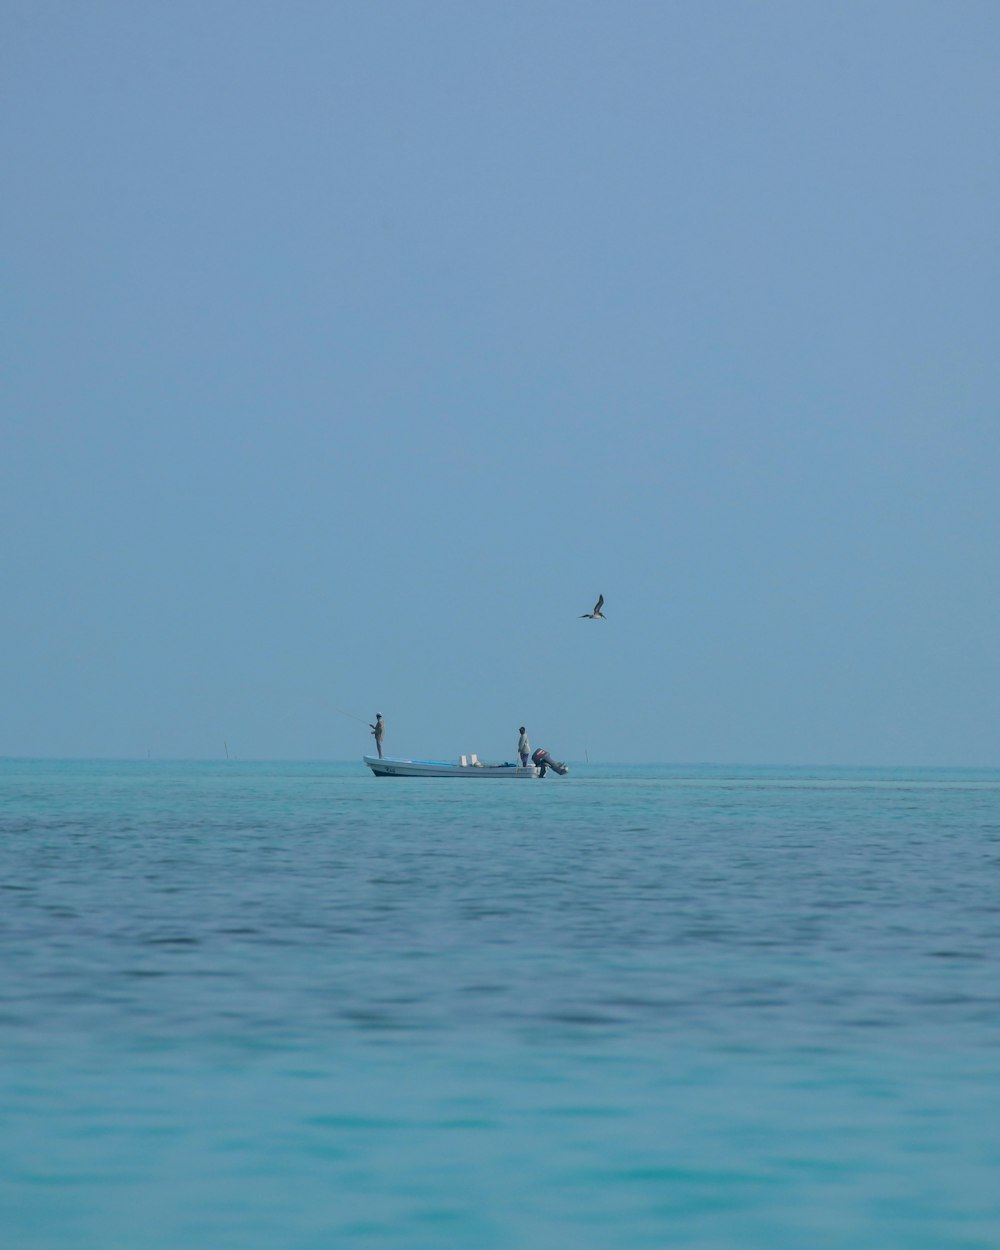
364;754;539;778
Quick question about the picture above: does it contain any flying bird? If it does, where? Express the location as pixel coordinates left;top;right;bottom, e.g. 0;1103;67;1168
580;594;606;619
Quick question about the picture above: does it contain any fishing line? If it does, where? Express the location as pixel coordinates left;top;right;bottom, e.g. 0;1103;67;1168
328;703;371;726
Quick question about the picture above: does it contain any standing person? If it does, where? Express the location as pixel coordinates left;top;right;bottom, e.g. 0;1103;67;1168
370;713;385;759
517;726;530;768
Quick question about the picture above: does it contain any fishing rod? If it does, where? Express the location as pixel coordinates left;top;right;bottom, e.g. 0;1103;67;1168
328;703;372;726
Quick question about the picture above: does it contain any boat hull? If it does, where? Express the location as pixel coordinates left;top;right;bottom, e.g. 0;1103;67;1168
364;755;539;778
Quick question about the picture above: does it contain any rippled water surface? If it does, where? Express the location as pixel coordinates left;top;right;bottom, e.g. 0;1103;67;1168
2;760;999;1247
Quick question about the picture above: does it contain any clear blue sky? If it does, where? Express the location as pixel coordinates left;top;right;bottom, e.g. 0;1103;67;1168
3;1;998;764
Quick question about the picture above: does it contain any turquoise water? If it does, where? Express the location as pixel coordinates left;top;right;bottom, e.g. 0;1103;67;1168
2;760;999;1248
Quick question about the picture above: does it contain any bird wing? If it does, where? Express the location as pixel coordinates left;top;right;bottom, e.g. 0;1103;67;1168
594;594;604;613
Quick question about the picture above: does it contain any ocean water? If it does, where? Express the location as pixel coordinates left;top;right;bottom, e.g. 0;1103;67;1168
2;760;999;1249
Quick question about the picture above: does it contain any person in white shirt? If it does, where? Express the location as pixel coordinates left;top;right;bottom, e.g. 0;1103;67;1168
517;726;530;767
370;713;385;759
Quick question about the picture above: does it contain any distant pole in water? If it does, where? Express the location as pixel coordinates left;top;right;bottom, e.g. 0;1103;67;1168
585;749;590;764
224;740;229;760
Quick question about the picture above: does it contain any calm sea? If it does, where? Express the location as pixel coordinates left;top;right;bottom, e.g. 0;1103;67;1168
2;759;999;1249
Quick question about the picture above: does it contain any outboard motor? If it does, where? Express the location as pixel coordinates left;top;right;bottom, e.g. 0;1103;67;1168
531;748;568;777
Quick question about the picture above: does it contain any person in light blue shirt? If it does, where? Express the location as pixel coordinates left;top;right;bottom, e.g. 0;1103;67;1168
517;726;530;767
